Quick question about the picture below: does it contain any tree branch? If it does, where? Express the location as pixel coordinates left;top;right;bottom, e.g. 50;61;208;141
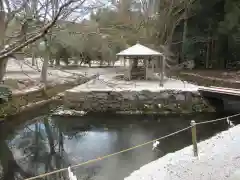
0;0;83;60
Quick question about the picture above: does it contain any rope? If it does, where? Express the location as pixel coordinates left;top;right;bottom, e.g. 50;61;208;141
24;125;192;180
195;113;240;125
24;113;240;180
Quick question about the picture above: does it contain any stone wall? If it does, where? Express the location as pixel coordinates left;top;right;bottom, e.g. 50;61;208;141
0;75;96;119
64;90;213;114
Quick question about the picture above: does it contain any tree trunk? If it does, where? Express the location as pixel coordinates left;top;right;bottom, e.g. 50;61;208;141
34;123;39;174
218;34;228;69
211;39;215;68
206;23;212;69
41;55;49;85
0;9;7;83
31;53;36;66
41;39;50;85
181;2;188;63
44;117;55;154
0;58;8;83
0;140;33;180
80;59;83;66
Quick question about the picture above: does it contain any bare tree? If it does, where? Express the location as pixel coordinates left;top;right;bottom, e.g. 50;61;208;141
38;0;105;84
0;0;102;83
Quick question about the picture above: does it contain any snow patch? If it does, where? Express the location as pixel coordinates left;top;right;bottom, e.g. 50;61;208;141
125;125;240;180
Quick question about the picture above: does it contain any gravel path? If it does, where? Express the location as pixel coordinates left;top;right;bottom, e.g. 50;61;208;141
125;125;240;180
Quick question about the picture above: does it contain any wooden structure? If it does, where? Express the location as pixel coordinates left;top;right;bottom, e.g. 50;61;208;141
116;43;165;84
198;86;240;112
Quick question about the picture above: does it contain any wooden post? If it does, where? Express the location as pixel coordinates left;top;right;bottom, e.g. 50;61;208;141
191;120;198;157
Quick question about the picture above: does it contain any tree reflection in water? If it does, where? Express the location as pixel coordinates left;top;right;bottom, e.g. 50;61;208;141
0;112;231;180
0;115;91;180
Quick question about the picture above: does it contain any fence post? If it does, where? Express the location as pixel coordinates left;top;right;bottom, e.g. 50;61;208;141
191;120;198;157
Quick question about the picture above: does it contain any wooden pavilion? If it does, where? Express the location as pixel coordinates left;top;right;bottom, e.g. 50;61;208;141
116;43;166;85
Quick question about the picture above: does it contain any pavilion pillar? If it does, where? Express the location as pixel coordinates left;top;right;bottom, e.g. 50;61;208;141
151;57;154;74
163;56;165;76
128;59;132;80
124;57;126;67
145;57;148;80
160;56;165;87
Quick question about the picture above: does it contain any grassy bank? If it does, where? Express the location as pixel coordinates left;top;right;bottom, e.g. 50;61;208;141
175;71;240;88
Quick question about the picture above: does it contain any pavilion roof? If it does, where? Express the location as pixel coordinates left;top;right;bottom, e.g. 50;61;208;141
116;43;162;57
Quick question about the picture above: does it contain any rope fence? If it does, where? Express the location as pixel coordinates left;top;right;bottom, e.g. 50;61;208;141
195;112;240;125
24;112;240;180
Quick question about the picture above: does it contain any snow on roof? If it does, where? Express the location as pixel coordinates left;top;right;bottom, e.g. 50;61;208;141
116;43;163;56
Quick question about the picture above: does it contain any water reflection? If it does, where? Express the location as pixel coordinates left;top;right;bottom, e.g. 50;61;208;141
0;113;237;180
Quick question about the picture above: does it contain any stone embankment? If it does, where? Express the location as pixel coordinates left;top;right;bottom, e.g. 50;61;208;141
0;75;97;120
64;80;212;114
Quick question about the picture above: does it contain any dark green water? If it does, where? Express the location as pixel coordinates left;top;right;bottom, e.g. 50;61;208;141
0;112;238;180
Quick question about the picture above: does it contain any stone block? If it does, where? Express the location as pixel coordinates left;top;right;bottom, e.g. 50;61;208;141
175;94;186;101
64;88;206;113
159;92;169;99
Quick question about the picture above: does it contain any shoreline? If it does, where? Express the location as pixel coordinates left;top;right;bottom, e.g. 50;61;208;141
0;75;97;120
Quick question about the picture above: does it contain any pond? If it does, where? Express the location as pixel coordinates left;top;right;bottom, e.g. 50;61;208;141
0;112;237;180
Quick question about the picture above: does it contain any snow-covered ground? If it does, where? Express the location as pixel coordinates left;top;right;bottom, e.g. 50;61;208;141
68;74;198;93
4;59;125;90
6;59;127;80
125;125;240;180
5;58;198;92
6;59;84;82
100;74;198;91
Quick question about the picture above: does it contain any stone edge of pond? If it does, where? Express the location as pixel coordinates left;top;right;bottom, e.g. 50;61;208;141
0;75;97;121
125;125;239;180
64;88;215;114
